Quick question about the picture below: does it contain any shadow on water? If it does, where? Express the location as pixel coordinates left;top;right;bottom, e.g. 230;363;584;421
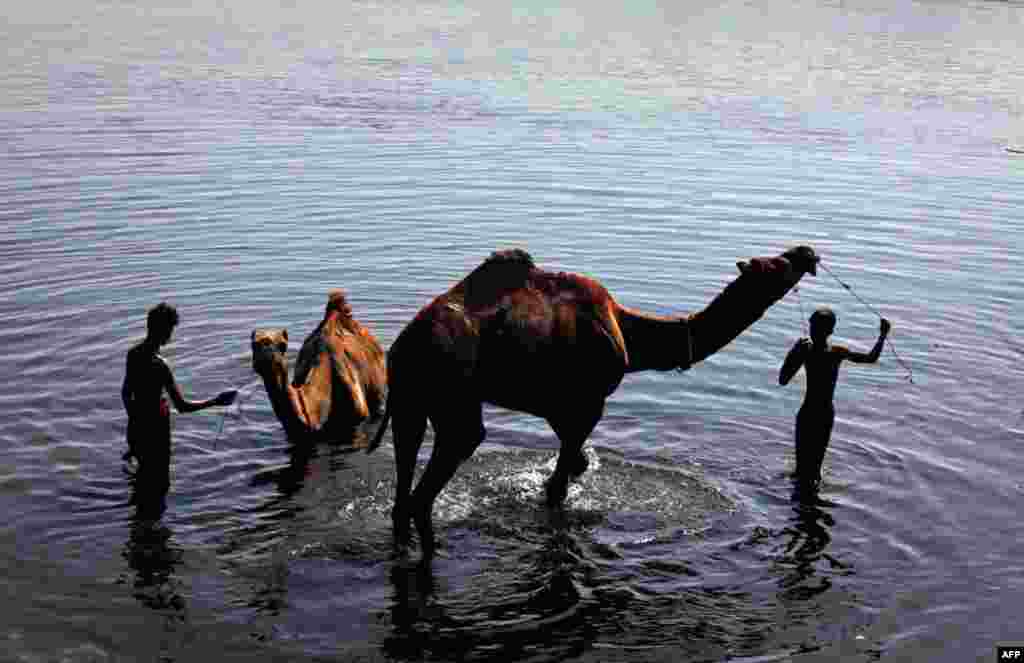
250;428;373;499
372;448;698;660
383;525;599;663
373;449;866;662
773;490;847;602
249;440;317;500
379;519;794;662
121;427;369;617
221;428;394;619
116;439;859;661
123;460;186;616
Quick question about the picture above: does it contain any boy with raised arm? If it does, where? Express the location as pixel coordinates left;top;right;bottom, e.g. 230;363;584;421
122;302;236;470
779;307;890;491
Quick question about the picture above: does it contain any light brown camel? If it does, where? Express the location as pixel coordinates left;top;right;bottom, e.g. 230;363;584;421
368;246;818;557
252;291;387;439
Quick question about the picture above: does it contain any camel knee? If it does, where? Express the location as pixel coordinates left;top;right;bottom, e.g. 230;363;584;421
545;474;569;507
392;503;412;543
459;423;486;461
413;505;437;557
391;501;408;525
566;448;589;478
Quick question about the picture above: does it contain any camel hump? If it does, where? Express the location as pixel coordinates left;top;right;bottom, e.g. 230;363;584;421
324;289;372;337
292;291;349;386
482;248;535;269
293;331;325;386
326;290;353;319
458;248;538;309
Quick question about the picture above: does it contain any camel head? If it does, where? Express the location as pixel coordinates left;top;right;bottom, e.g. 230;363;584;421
782;245;819;277
736;245;819;282
251;328;289;381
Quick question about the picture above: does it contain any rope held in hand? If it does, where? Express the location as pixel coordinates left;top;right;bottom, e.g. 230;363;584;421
213;383;258;447
818;261;914;383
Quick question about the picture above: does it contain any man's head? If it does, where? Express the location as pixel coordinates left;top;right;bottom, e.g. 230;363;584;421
809;306;836;340
147;302;179;345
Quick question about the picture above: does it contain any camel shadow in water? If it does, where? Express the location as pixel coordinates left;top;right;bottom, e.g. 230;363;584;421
382;478;852;662
382;521;600;662
380;447;734;660
249;428;372;499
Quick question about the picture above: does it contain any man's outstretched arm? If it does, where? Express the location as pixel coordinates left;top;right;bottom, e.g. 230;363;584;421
843;318;891;364
161;359;236;413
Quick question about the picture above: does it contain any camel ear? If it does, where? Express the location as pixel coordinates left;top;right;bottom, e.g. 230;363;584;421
281;329;288;342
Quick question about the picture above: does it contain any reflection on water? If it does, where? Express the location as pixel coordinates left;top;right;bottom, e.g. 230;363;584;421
775;498;843;602
124;461;185;615
386;561;440;648
251;428;372;498
376;449;812;661
383;527;597;663
250;441;317;499
739;491;847;603
377;482;855;663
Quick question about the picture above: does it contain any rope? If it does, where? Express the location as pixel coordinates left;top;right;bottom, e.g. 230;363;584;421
794;284;809;336
818;261;914;383
212;382;259;448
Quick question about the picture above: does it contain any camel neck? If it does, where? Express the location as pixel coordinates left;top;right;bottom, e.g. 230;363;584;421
617;307;690;373
258;365;306;434
686;266;805;365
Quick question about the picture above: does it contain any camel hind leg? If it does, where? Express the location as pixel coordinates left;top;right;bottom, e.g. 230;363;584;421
391;403;427;550
545;398;605;507
410;402;485;558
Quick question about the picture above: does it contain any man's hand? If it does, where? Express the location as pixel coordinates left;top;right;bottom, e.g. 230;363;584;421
214;390;238;407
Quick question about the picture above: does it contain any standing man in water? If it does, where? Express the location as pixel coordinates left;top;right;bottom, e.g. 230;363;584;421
121;302;236;473
779;307;890;491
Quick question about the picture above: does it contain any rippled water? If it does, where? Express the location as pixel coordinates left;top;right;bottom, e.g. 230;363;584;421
3;0;1024;661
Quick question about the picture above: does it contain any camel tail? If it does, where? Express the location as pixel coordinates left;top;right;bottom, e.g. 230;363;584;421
366;392;391;454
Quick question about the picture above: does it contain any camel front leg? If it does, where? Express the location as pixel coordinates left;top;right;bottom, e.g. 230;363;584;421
545;399;605;507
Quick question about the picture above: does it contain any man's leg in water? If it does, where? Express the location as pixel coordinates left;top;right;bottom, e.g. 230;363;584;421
133;404;171;474
126;400;170;463
794;405;835;488
124;417;141;462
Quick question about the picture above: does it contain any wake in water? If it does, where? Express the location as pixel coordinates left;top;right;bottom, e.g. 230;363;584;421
317;445;736;558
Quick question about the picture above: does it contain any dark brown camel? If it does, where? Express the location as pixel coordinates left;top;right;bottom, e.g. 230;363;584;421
369;246;818;557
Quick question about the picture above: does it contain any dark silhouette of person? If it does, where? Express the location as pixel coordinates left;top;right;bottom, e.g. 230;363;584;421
121;302;236;470
779;307;890;491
